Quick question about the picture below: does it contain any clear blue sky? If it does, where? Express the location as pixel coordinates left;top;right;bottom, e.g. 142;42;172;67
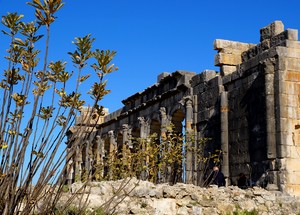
1;0;300;113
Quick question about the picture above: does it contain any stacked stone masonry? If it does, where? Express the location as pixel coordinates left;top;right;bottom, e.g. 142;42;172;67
67;21;300;196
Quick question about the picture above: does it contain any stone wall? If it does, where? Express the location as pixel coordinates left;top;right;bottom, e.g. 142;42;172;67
67;21;300;196
63;178;300;215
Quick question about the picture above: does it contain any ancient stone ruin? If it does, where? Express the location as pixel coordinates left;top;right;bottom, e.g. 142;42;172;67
67;21;300;196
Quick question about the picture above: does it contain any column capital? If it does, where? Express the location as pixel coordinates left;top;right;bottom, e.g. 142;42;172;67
159;107;167;117
180;96;193;107
122;123;129;130
138;117;146;125
108;130;115;138
95;135;101;142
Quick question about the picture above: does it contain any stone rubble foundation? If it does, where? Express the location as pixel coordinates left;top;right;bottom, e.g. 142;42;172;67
63;178;300;215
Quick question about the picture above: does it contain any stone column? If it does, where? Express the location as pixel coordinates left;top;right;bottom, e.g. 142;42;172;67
94;136;101;165
84;140;92;180
138;117;150;139
74;144;82;182
138;117;150;180
263;59;277;159
108;130;117;153
122;124;132;171
263;58;279;190
66;146;74;186
122;124;132;147
108;130;117;179
184;97;194;184
95;135;104;180
220;91;230;185
159;107;171;183
159;107;168;141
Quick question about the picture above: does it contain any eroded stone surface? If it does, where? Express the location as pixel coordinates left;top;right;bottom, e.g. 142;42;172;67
61;178;300;215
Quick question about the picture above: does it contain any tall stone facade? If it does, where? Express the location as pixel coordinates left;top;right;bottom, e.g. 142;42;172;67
67;21;300;196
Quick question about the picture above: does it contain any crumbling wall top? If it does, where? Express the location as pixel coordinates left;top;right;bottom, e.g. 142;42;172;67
157;72;170;82
214;39;254;53
260;20;284;42
214;39;254;76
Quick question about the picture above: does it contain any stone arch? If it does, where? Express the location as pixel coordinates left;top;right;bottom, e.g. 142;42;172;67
169;103;185;118
150;119;161;135
131;127;140;153
151;110;161;123
171;109;185;134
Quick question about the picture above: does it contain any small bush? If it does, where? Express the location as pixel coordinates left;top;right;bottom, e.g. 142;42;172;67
232;209;259;215
62;185;70;193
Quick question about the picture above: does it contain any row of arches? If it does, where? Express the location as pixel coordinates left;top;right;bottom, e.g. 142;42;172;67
66;107;190;185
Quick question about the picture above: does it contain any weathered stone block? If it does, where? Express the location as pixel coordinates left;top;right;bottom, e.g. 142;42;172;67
285;58;300;71
285;47;300;59
249;57;261;70
231;71;240;81
214;39;253;51
157;72;170;82
286;29;298;41
260;20;284;42
215;53;242;66
287;95;299;108
286;71;300;82
193;84;206;94
287;81;300;95
279;132;295;147
287;106;297;119
260;49;275;64
222;73;232;84
203;70;219;82
270;30;298;47
221;65;236;76
266;136;277;159
284;184;300;196
290;145;300;159
208;76;222;88
242;40;270;62
285;170;300;184
192;70;217;85
190;74;201;86
284;40;300;49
